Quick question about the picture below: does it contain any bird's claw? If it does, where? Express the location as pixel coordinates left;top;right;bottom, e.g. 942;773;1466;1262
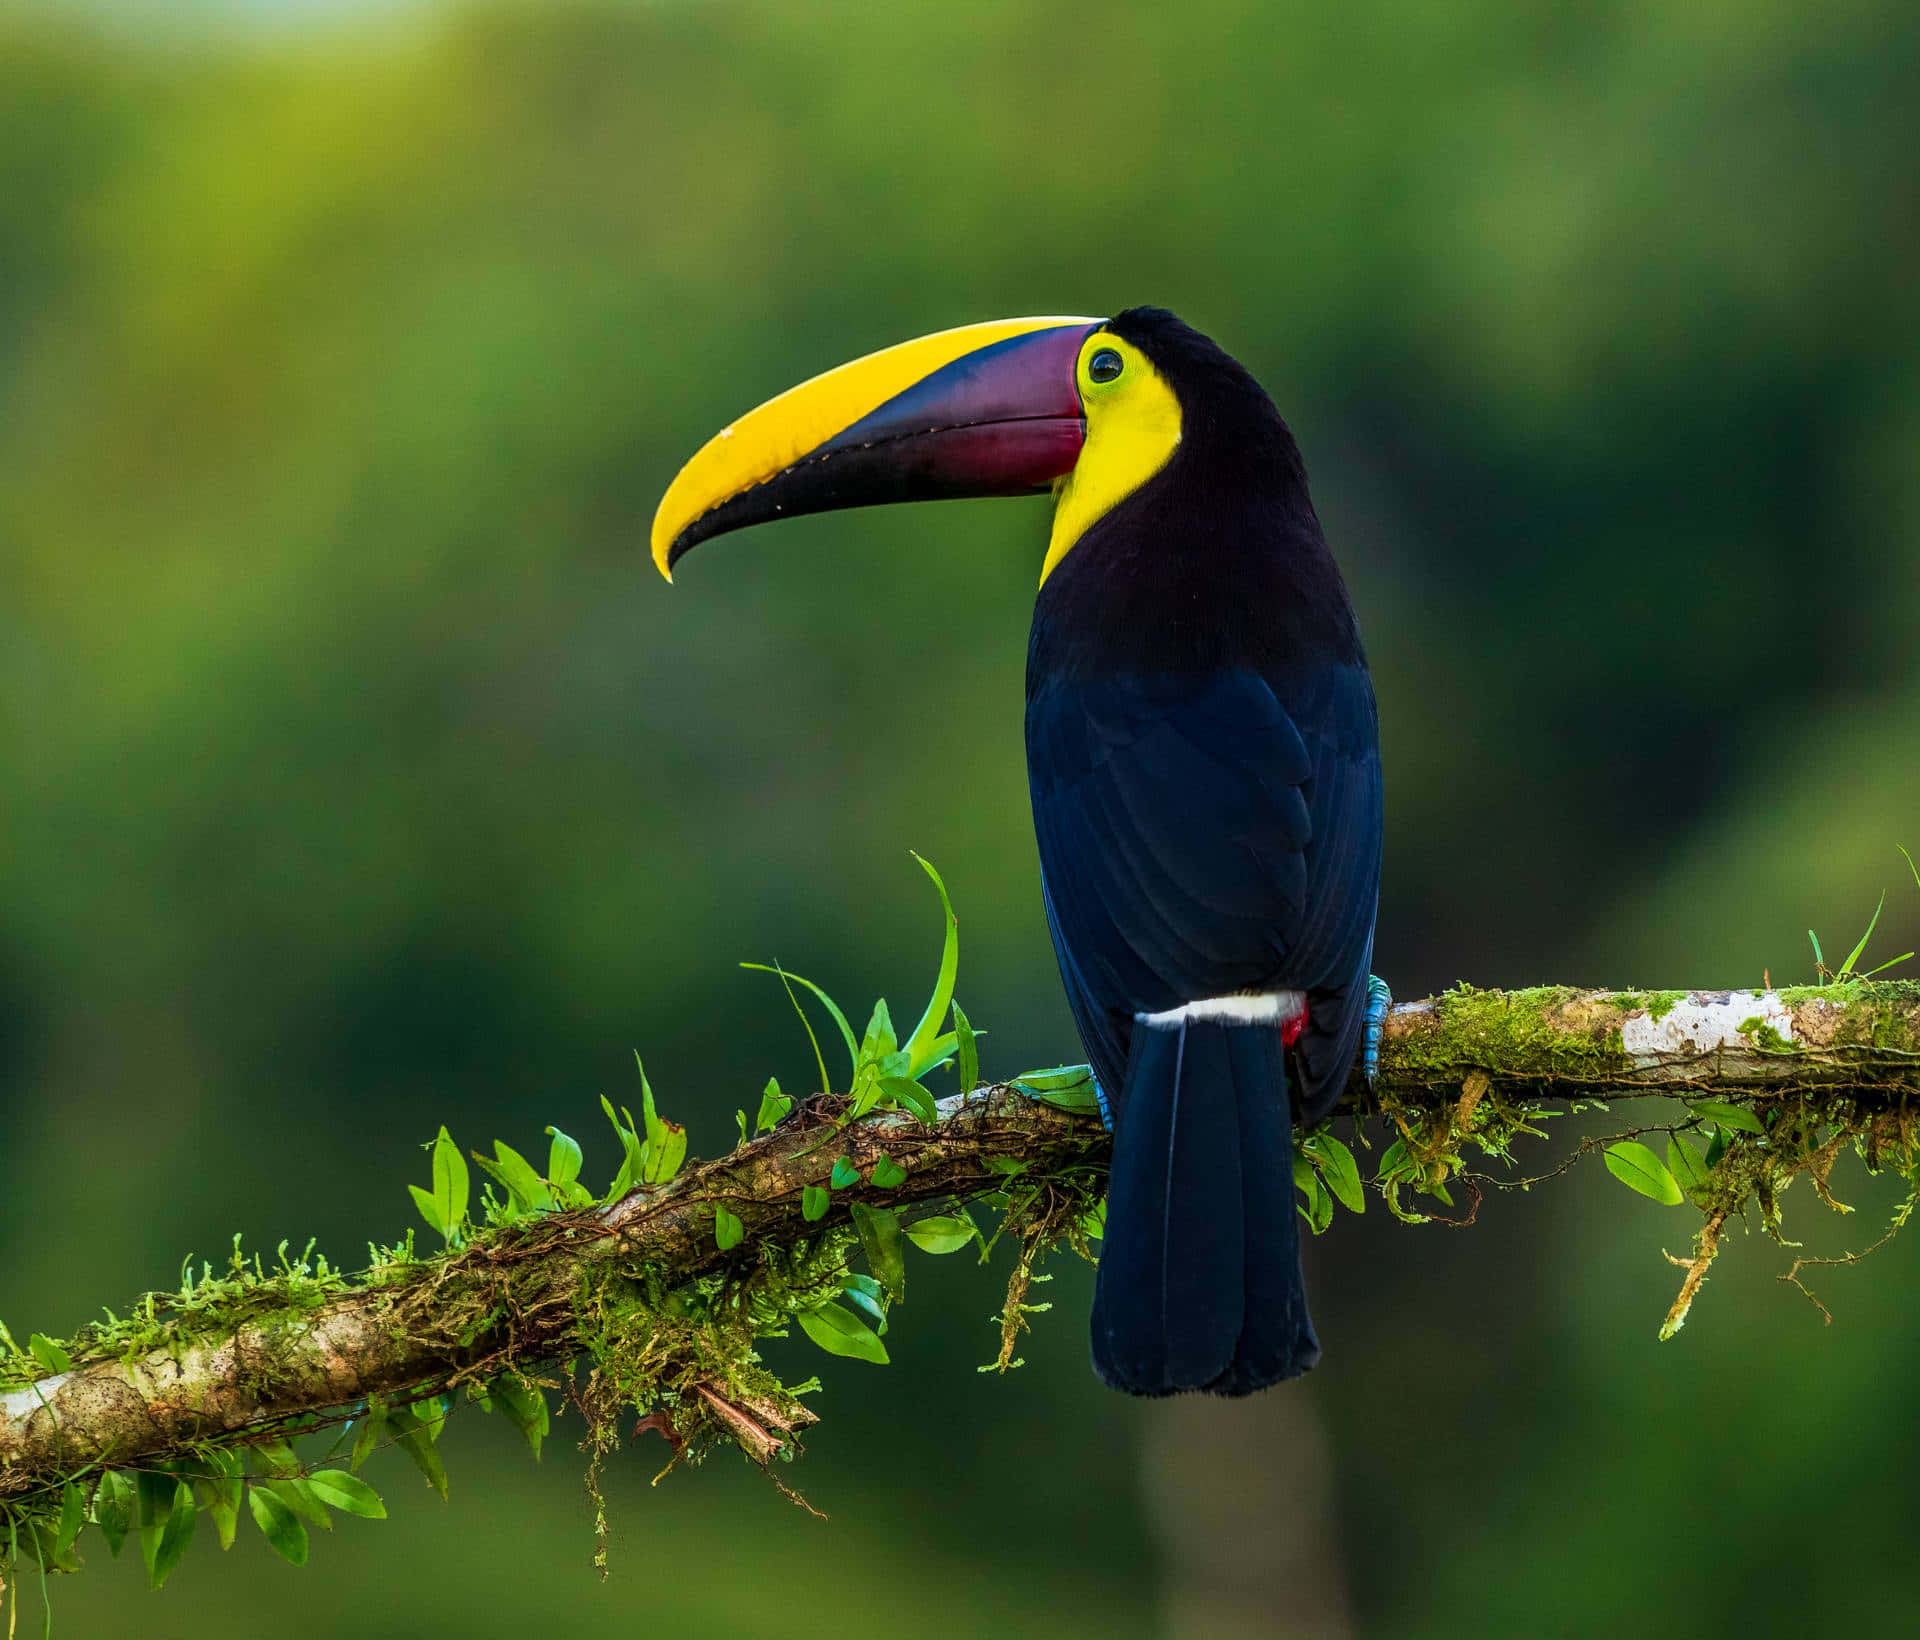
1362;975;1392;1088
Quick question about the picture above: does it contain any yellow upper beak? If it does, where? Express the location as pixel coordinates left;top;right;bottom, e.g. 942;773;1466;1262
651;315;1102;579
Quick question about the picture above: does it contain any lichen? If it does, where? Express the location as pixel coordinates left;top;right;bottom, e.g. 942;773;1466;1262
1389;984;1635;1091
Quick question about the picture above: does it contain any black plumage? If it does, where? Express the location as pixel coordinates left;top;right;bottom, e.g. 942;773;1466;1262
1024;308;1381;1395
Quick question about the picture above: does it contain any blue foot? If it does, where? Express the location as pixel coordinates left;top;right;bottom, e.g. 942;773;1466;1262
1362;975;1392;1087
1093;1076;1113;1131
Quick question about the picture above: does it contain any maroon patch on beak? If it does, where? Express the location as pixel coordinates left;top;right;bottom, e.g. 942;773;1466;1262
817;320;1097;471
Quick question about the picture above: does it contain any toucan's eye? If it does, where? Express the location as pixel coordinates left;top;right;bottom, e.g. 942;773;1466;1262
1088;348;1125;384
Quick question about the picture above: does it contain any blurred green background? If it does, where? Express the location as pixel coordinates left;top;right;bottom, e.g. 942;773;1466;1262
4;0;1918;1634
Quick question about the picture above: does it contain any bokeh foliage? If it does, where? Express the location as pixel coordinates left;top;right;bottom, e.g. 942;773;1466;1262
2;0;1917;1634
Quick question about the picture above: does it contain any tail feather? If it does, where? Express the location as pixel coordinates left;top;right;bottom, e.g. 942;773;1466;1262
1091;1017;1319;1396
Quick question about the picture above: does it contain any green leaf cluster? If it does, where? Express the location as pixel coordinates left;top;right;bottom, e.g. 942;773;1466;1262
1293;1132;1365;1234
1603;1100;1770;1208
405;1062;694;1246
18;1435;397;1591
741;854;973;1131
1806;846;1919;983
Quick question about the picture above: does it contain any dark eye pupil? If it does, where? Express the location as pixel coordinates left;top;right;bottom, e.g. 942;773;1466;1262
1088;348;1124;383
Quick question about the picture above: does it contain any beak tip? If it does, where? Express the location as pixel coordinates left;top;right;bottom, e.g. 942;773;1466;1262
649;523;679;582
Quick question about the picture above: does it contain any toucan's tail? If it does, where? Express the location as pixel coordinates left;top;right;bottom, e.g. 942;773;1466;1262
1090;1016;1319;1396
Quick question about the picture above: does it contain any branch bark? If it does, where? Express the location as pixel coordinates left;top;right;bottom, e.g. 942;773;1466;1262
3;982;1915;1498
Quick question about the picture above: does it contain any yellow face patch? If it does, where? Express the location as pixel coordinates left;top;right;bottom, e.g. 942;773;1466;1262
1039;332;1182;587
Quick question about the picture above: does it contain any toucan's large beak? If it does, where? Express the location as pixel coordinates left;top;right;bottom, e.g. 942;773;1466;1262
651;316;1103;579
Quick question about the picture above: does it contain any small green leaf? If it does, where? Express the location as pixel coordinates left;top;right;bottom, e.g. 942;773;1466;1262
27;1333;71;1374
983;1155;1028;1176
407;1185;447;1239
914;1031;960;1073
387;1404;449;1498
902;853;961;1078
1667;1134;1712;1201
798;1302;890;1364
1011;1064;1095;1091
249;1437;300;1478
247;1485;308;1566
878;1076;938;1124
755;1077;792;1134
1012;1060;1097;1111
95;1470;133;1557
601;1094;645;1199
850;1202;907;1301
1078;1198;1106;1241
307;1470;387;1520
870;1155;909;1189
1309;1135;1366;1214
197;1451;243;1551
906;1212;976;1254
1605;1141;1684;1205
952;999;980;1097
801;1184;832;1222
647;1121;687;1182
1704;1123;1729;1167
1376;1137;1412;1179
544;1126;583;1188
348;1401;385;1473
859;998;899;1071
830;1155;863;1189
847;1068;885;1120
841;1272;889;1330
1686;1099;1764;1135
634;1058;688;1184
431;1125;469;1239
55;1479;86;1557
1838;891;1887;980
265;1477;333;1534
734;1109;749;1145
149;1479;197;1590
136;1468;174;1586
1293;1154;1333;1231
490;1377;549;1460
714;1203;745;1251
410;1126;470;1241
480;1140;552;1212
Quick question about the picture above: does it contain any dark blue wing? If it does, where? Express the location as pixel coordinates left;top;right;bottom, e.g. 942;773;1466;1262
1026;662;1380;1115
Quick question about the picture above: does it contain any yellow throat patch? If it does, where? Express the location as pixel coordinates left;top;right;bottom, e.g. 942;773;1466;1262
1040;331;1183;587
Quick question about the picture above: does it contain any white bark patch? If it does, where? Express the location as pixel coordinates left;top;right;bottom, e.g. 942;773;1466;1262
1621;990;1796;1067
1136;991;1307;1030
1;1372;67;1423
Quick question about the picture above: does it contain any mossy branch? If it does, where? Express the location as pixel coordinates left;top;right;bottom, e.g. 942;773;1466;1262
2;981;1917;1593
0;1083;1103;1492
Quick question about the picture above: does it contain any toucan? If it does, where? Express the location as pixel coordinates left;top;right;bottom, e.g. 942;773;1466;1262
652;308;1383;1396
